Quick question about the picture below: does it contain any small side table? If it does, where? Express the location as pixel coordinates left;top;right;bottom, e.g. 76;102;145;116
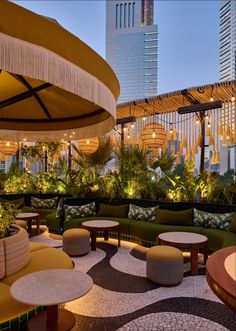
81;220;120;251
157;231;208;275
10;269;93;331
16;212;40;234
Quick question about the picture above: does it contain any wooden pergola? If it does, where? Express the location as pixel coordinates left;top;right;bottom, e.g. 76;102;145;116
116;80;236;173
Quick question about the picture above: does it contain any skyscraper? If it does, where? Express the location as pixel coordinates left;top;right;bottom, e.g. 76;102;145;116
106;0;158;104
219;0;236;172
220;0;236;81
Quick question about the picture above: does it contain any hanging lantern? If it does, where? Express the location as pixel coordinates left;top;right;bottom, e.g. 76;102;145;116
215;150;220;164
209;135;214;146
78;137;99;154
0;141;18;157
206;123;211;136
141;122;167;150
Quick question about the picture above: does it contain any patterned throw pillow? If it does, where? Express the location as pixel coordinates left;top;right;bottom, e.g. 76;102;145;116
128;204;158;222
193;209;233;231
31;197;58;209
56;198;65;219
64;202;96;222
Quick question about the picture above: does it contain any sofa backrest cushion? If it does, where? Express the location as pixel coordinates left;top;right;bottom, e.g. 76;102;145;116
230;213;236;233
0;197;25;209
128;204;158;222
31;196;58;209
193;209;234;231
64;202;96;222
154;208;193;226
97;203;129;218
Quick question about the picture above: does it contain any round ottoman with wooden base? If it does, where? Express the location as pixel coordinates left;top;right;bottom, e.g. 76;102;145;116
63;229;90;256
146;245;183;286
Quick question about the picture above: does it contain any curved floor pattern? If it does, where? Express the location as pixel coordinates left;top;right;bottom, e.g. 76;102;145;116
31;233;236;331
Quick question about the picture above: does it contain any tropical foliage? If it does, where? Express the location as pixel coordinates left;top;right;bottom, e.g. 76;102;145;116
0;143;235;204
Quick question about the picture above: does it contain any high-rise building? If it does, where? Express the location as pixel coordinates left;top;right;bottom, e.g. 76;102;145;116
220;0;236;81
219;0;236;173
106;0;158;104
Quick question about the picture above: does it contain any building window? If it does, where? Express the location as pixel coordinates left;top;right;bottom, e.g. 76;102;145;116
132;2;135;27
116;4;118;29
124;3;127;28
128;2;131;27
120;4;123;29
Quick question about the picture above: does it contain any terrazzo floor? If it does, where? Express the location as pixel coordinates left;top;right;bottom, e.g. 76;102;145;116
30;227;236;331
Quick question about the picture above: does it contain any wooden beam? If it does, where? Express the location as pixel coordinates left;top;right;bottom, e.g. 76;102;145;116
0;82;52;109
178;101;223;114
116;116;136;125
16;75;52;119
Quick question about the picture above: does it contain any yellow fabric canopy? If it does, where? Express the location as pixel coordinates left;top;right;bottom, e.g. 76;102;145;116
0;1;120;141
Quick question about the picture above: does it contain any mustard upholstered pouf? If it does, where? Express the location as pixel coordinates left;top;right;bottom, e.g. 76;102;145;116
63;228;90;256
146;245;183;286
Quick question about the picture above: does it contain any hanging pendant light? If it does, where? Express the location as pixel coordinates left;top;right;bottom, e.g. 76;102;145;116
209;134;214;146
215;150;220;164
78;137;99;154
141;122;167;149
206;122;211;136
0;141;18;157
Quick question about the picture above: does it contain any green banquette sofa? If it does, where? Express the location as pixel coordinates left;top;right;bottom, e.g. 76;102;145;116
46;197;236;251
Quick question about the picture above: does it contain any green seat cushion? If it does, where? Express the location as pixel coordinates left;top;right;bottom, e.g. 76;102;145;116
230;213;236;233
46;211;62;230
155;208;193;226
97;203;129;218
64;216;135;235
2;247;73;286
30;208;56;219
22;206;34;212
0;197;25;209
130;221;204;243
201;228;236;251
31;197;58;209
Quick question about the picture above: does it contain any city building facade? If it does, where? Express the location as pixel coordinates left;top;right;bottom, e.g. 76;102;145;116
106;0;158;104
220;0;236;173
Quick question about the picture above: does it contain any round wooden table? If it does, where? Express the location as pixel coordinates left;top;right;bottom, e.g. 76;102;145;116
10;269;93;331
206;246;236;310
81;220;120;251
157;231;208;275
16;212;40;234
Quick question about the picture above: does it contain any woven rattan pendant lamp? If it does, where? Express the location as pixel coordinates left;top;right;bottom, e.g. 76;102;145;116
141;122;167;152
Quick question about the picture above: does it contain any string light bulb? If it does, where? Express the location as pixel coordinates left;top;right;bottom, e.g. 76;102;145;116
210;97;214;102
196;119;199;125
143;116;146;122
131;123;134;129
231;96;235;102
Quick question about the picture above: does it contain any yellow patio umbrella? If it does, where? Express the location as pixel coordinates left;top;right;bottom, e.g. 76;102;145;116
0;1;120;142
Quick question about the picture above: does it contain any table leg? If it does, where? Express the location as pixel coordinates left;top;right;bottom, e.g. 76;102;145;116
104;230;109;241
36;216;40;234
190;245;198;276
203;242;208;264
117;226;120;247
27;219;32;233
90;230;97;251
47;304;58;326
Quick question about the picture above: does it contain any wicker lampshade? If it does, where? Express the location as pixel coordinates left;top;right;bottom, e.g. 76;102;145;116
0;141;18;155
141;122;167;149
78;137;99;154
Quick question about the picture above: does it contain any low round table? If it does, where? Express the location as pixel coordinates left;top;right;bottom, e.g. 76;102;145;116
157;232;208;275
10;269;93;331
81;220;120;251
16;212;40;234
206;246;236;310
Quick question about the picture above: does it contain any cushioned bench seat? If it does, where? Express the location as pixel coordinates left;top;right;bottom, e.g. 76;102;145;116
130;222;205;244
201;228;236;251
2;247;73;286
0;282;34;324
64;216;135;235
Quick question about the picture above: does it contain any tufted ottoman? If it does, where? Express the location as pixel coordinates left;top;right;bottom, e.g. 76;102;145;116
146;245;183;286
63;228;90;256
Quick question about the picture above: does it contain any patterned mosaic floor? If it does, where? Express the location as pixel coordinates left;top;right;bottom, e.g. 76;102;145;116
31;227;236;331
